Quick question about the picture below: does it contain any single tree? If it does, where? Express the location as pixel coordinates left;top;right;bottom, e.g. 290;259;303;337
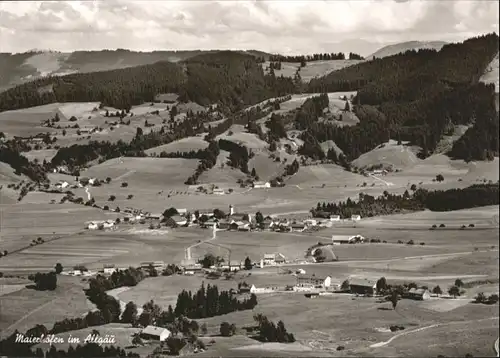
220;322;236;337
122;301;138;324
448;285;460;298
255;211;264;225
376;277;387;294
436;174;444;182
390;291;398;310
432;285;443;295
54;263;63;274
454;278;464;288
244;256;253;270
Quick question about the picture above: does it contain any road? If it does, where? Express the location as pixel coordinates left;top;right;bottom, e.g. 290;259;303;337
369;173;394;187
185;224;218;260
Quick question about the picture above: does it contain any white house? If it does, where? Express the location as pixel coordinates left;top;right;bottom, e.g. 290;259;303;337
56;181;69;189
140;326;171;342
220;260;242;272
213;188;225;195
102;220;115;229
329;215;341;221
250;285;277;294
103;264;117;275
262;253;286;266
296;274;332;288
304;219;317;226
140;261;165;270
176;208;187;216
252;181;271;189
351;215;361;221
87;222;99;230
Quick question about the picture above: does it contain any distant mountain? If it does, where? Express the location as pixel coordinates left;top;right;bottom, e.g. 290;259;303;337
0;49;272;93
368;41;447;59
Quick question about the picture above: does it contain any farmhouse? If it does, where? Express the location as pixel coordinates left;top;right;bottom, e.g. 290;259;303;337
212;188;225;195
260;217;275;230
262;253;286;266
330;215;341;221
406;288;431;301
220;260;243;272
351;215;362;221
170;215;187;226
176;208;188;216
146;213;163;220
332;235;365;245
55;181;69;189
296;274;332;288
304;219;317;226
230;221;251;231
198;210;215;218
140;326;171;342
217;219;231;230
290;221;306;232
250;285;276;294
252;181;271;189
201;218;218;228
102;264;117;275
349;278;377;296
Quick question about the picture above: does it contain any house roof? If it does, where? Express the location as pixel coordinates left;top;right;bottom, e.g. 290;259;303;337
349;278;376;287
290;222;305;228
171;215;186;222
142;325;171;337
253;181;269;185
264;254;275;259
409;288;429;295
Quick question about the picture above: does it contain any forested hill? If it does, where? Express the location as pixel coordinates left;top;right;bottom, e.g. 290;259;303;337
0;51;293;113
304;33;499;161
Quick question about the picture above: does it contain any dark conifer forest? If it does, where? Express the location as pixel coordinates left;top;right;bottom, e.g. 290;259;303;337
304;33;499;161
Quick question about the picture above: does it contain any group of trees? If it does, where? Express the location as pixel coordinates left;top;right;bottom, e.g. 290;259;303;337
0;144;47;182
218;138;250;174
174;283;258;319
28;271;57;291
311;190;424;218
184;140;220;185
306;33;499;161
252;314;295;343
312;183;499;218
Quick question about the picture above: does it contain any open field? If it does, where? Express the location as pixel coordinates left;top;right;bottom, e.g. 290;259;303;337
82;157;200;188
145;135;209;155
0;203;122;253
0;275;95;338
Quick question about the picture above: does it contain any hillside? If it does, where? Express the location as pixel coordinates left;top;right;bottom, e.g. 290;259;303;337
0;51;293;113
0;49;272;93
306;33;499;162
368;41;447;59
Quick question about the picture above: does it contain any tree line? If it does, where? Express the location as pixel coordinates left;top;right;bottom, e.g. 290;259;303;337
311;183;499;218
266;52;362;62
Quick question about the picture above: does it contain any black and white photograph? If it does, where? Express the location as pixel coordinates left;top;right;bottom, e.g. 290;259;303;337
0;0;499;357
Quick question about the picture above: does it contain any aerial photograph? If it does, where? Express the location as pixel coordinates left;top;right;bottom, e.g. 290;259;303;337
0;0;498;357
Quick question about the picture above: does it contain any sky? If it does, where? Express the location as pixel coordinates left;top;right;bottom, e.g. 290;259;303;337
0;0;498;56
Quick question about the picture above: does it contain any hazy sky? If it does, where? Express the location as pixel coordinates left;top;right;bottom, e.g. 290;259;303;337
0;0;498;55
